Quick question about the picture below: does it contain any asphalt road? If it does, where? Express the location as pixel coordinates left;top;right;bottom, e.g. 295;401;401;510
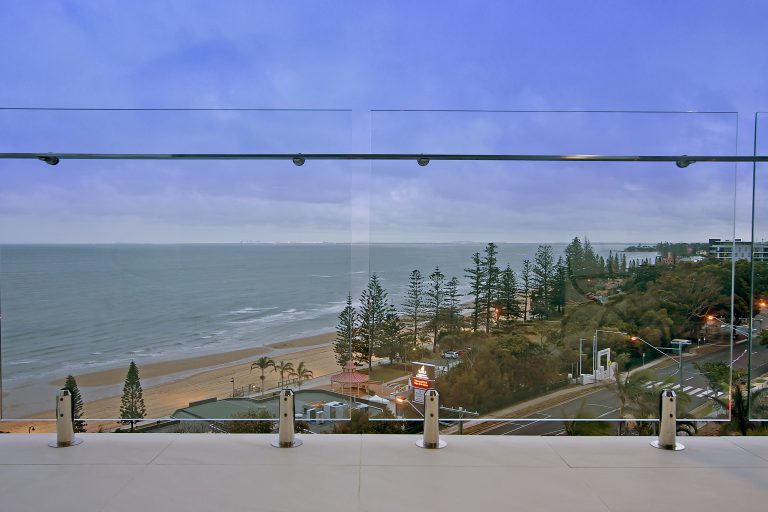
480;335;768;436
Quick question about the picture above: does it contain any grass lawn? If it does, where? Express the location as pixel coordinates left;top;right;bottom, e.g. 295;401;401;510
359;364;410;382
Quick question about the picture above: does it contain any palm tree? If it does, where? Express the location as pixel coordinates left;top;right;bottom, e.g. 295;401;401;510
611;353;688;435
250;357;274;396
612;354;658;435
561;399;612;435
294;362;314;389
712;384;768;435
272;360;295;389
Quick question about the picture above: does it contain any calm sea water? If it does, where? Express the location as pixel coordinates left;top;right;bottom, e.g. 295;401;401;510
0;243;656;395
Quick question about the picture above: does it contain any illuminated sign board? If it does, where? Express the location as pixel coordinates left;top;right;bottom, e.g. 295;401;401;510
411;362;436;403
411;362;436;380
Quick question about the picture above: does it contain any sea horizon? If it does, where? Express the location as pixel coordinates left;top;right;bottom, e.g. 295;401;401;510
0;242;660;416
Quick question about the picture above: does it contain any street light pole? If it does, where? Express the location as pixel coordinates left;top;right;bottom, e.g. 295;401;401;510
230;377;235;398
592;332;597;378
670;340;691;390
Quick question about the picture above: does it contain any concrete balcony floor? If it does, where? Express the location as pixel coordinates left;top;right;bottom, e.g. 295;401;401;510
2;433;768;511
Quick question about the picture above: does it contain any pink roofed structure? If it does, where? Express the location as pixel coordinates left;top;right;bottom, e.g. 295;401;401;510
330;361;370;395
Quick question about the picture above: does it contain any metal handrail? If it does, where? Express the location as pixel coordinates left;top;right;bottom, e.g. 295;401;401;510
2;152;768;166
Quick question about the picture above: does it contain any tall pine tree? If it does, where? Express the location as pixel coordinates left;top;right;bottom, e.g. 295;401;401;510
480;242;501;333
426;267;445;352
402;269;424;350
445;276;462;332
358;274;389;371
334;293;357;366
550;257;567;314
565;237;584;278
498;264;520;323
375;305;405;363
532;244;554;319
520;259;533;321
464;252;485;331
119;361;146;431
63;375;86;433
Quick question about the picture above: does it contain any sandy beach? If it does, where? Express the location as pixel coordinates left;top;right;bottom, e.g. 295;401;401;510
1;332;341;433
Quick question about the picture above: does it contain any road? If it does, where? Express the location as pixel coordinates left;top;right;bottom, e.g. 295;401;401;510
480;337;768;436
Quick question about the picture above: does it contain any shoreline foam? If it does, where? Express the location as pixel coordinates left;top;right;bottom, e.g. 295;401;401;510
46;331;335;388
1;332;339;433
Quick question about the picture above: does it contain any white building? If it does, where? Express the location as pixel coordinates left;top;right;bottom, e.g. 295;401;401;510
708;238;768;262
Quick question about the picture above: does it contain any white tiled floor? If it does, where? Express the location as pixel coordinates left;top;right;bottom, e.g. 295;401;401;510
2;433;768;511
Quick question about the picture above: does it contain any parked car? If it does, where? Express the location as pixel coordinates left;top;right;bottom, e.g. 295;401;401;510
441;351;459;359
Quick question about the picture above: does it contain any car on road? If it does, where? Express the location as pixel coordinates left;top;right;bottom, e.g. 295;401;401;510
442;351;459;359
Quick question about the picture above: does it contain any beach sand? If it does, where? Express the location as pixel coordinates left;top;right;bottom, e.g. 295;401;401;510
1;332;341;434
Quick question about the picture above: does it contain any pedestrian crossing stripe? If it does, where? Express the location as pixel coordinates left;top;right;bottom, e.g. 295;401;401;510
641;382;722;399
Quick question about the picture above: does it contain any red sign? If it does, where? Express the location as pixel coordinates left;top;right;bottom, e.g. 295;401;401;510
412;377;430;389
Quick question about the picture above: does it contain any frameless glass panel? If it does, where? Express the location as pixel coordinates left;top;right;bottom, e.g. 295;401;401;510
749;112;768;425
368;110;740;433
0;109;366;434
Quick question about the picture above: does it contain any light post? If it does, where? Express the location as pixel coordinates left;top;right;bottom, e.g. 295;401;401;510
230;377;235;397
629;336;682;384
704;314;715;344
395;395;424;418
670;340;691;389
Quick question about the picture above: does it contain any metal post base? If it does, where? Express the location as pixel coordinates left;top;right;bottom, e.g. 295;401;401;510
416;439;447;449
271;438;303;448
48;438;84;448
650;440;684;451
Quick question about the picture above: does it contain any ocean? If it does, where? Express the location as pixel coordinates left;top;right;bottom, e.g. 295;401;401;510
0;243;656;415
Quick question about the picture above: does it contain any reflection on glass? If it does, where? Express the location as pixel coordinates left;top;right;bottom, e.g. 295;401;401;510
0;109;366;433
366;110;739;432
0;109;748;436
749;112;768;427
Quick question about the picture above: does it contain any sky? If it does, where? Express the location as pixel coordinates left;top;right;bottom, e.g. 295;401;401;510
1;1;768;243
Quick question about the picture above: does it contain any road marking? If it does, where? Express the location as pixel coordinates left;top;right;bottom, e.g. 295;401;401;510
587;403;616;410
501;413;552;435
597;408;620;418
689;388;702;395
698;390;713;397
682;386;692;392
672;384;681;390
716;391;725;397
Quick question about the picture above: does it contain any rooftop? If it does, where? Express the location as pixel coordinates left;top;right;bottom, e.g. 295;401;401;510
2;433;767;511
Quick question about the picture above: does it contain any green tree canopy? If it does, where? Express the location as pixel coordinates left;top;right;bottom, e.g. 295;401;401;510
224;409;274;434
334;294;357;366
402;270;424;349
119;361;146;431
63;375;86;433
358;274;390;370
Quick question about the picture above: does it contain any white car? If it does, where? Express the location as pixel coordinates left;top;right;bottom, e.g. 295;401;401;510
442;351;459;359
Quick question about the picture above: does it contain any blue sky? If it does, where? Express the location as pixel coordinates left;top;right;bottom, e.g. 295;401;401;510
1;1;767;243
